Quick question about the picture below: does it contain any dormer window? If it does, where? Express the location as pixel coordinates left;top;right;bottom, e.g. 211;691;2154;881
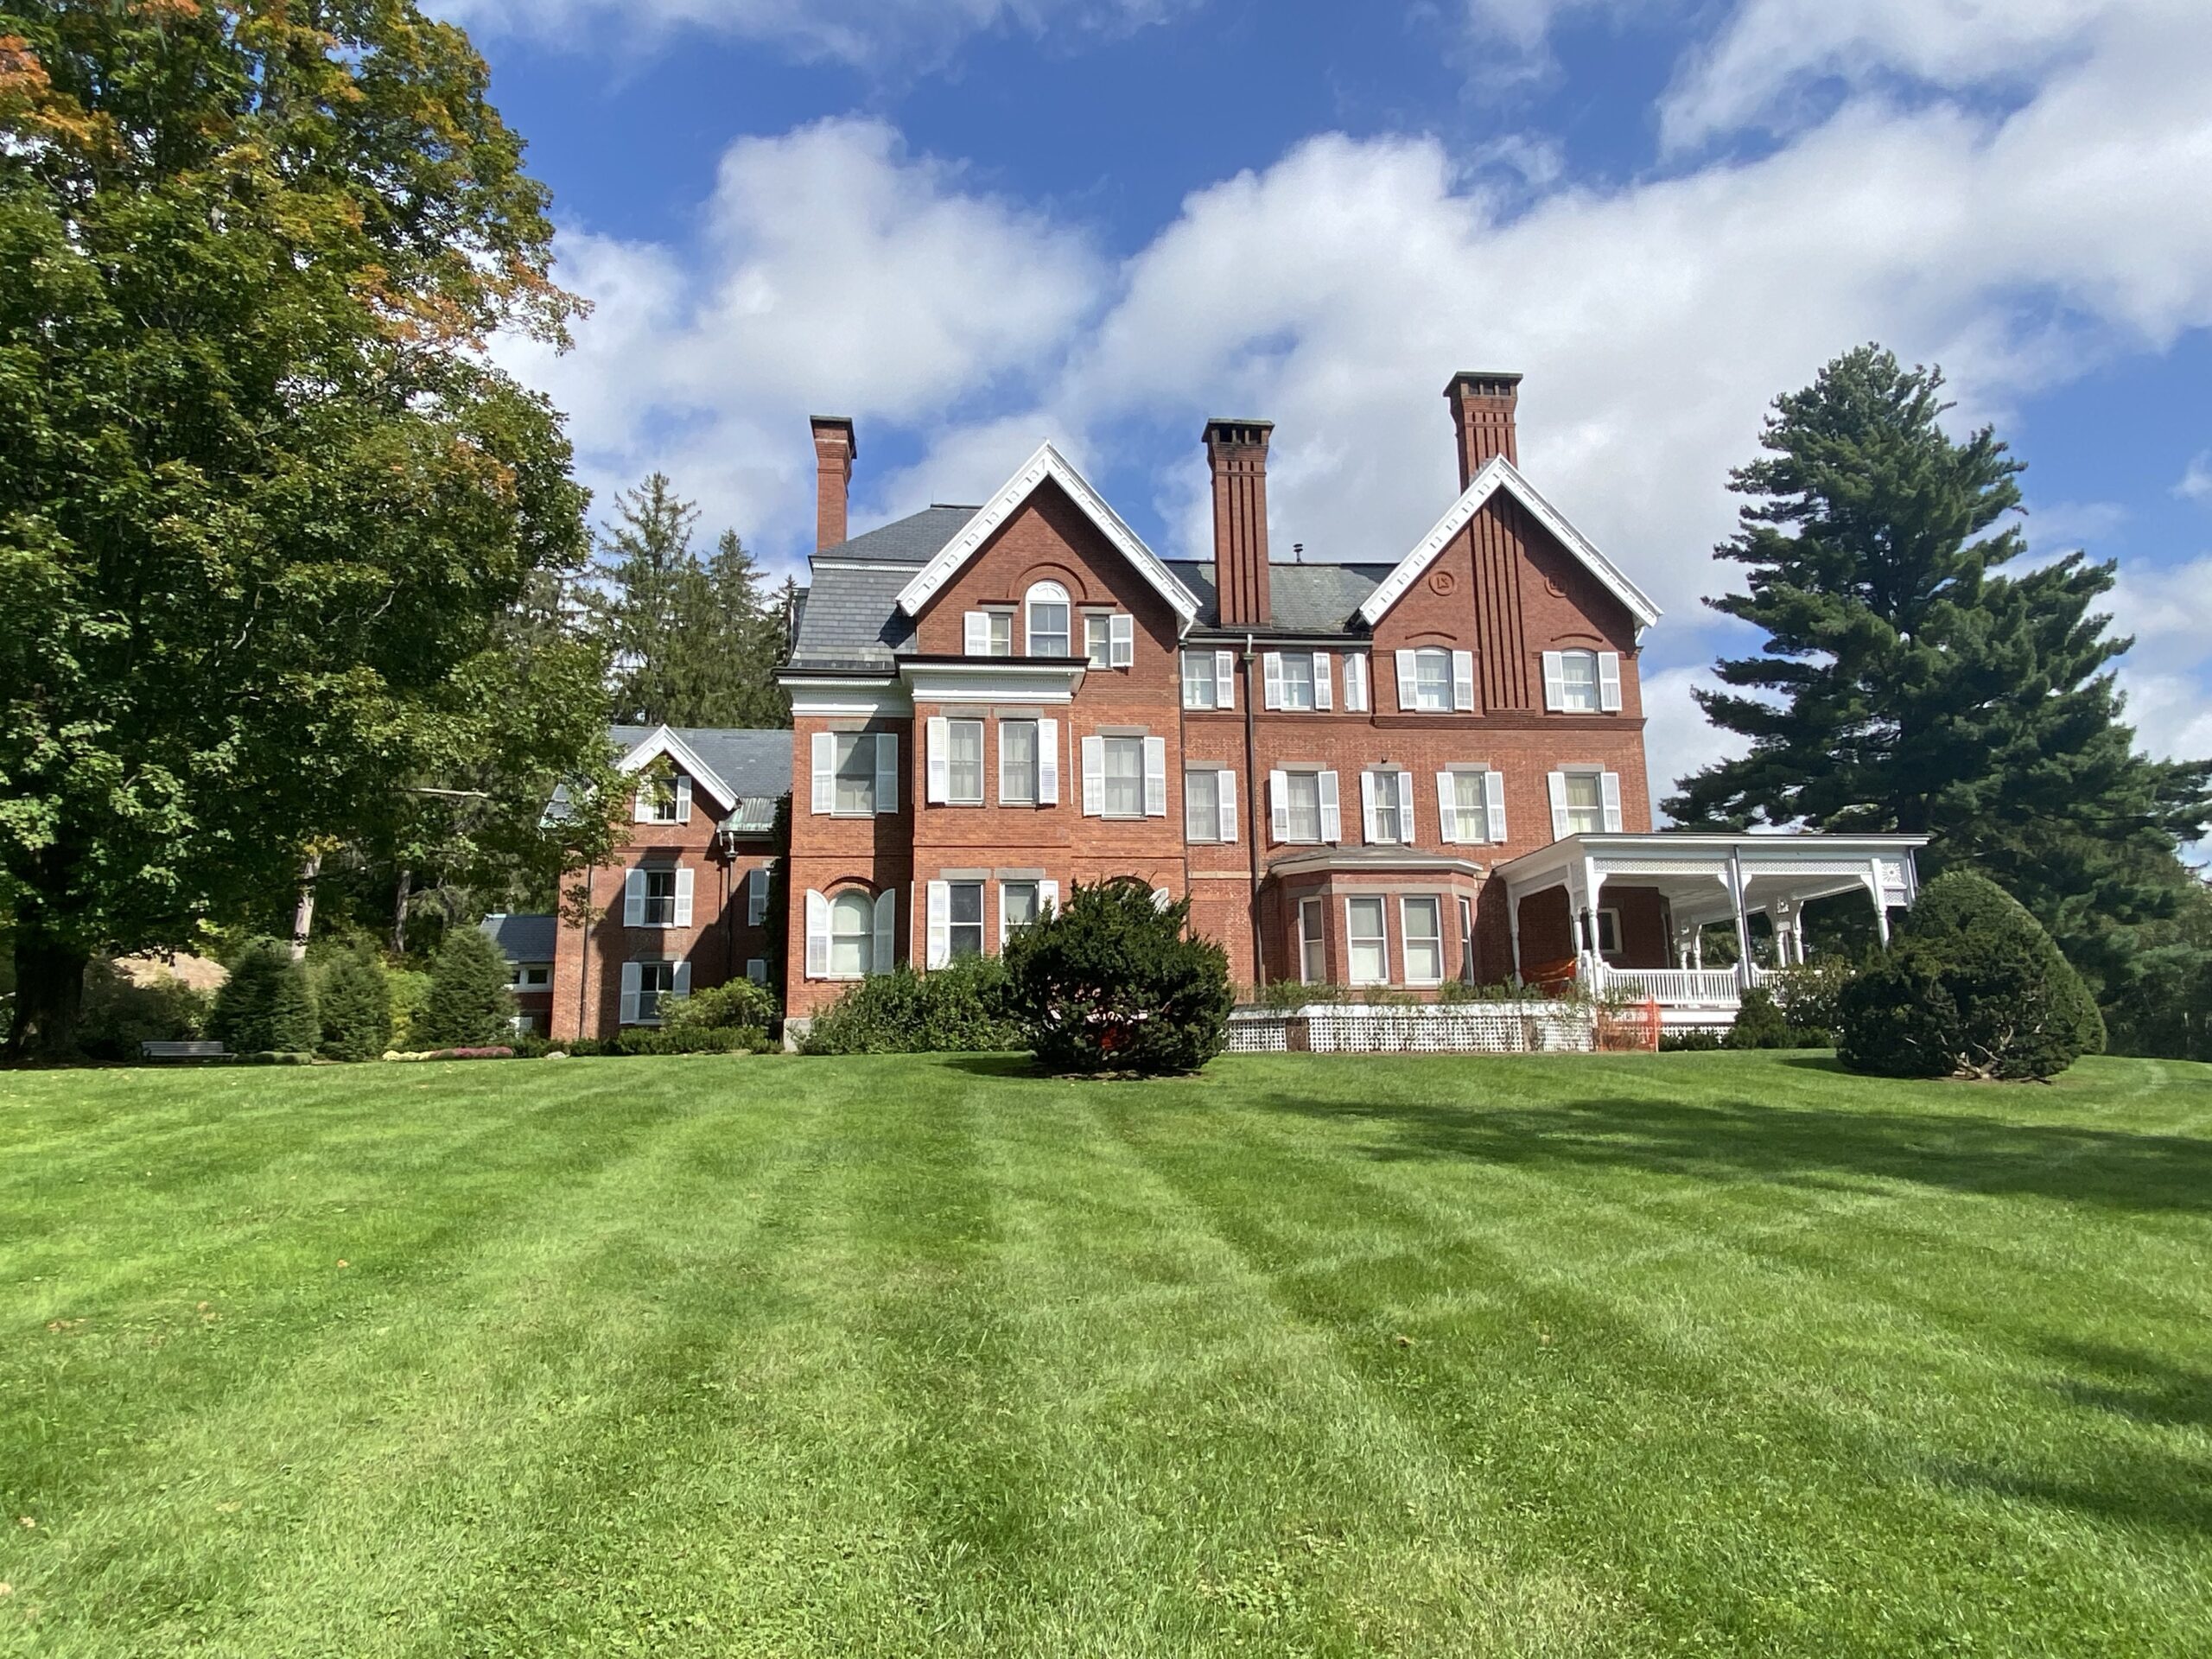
1026;582;1071;658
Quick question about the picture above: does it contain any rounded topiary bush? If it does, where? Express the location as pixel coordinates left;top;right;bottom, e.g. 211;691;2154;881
1001;879;1232;1076
209;937;320;1055
1838;870;2104;1081
413;925;517;1050
316;945;393;1062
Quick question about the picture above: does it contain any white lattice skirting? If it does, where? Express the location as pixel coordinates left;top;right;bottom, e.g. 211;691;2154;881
1228;1002;1597;1055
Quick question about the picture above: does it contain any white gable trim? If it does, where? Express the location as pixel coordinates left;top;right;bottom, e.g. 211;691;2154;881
613;725;740;812
894;442;1199;626
1358;455;1661;635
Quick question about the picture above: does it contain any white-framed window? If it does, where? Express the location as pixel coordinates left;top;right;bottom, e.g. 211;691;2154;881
947;718;983;805
641;868;677;925
623;865;694;928
1543;649;1623;714
1300;898;1327;984
1183;767;1236;843
834;733;878;815
830;890;876;978
509;963;551;991
1458;895;1477;983
1563;770;1605;835
811;731;897;817
1000;719;1038;805
1401;897;1443;986
1268;768;1340;844
1346;896;1389;986
1341;654;1370;713
639;774;682;823
1593;908;1623;958
948;881;985;960
1001;880;1039;939
1026;581;1071;658
1183;648;1237;710
622;959;677;1025
1276;652;1315;710
1361;770;1414;846
1102;735;1145;818
1412;648;1452;713
1395;648;1476;713
1438;767;1507;845
963;609;1014;657
1084;613;1134;670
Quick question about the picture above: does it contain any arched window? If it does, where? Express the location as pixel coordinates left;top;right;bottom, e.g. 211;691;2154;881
830;890;876;978
1026;581;1071;658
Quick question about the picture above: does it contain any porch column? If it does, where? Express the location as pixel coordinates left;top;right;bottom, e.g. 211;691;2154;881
1867;859;1891;946
1727;846;1754;990
1507;887;1524;982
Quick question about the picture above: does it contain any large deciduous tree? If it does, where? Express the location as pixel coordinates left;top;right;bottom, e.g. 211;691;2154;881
1666;346;2212;1010
0;3;620;1055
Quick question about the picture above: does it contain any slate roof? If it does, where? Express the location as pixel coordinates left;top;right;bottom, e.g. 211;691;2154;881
609;726;793;798
818;505;979;563
787;560;921;668
480;912;557;965
1165;560;1394;635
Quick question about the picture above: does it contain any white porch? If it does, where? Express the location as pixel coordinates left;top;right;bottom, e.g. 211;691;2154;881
1495;831;1927;1013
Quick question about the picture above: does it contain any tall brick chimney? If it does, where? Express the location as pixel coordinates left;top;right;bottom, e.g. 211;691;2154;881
1444;371;1521;488
1205;418;1273;627
810;416;856;550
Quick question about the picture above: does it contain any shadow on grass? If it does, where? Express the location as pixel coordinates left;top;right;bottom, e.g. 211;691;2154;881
1255;1093;2212;1214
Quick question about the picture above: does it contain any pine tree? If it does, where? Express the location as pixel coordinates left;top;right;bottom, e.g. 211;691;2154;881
1666;346;2212;1001
414;927;516;1049
210;938;320;1055
316;945;394;1062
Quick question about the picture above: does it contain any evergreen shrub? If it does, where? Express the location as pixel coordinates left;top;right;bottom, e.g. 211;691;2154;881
663;978;776;1048
79;961;213;1060
1722;987;1827;1050
1001;880;1232;1076
386;969;431;1048
414;927;516;1050
315;946;392;1062
1839;871;2105;1080
209;938;320;1055
800;957;1019;1055
1769;957;1859;1039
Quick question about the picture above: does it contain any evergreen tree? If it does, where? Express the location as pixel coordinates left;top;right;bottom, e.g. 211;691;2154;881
1666;346;2212;1003
210;939;320;1055
414;926;516;1049
316;945;394;1062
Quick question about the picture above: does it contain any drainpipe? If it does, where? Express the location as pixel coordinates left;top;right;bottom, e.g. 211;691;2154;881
1242;631;1263;984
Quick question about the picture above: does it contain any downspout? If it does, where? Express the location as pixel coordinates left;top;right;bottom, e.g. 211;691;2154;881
1242;631;1263;984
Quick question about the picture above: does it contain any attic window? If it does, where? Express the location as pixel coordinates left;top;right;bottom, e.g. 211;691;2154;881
1026;582;1071;657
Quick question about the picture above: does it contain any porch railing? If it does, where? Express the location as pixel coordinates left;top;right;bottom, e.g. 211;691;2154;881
1597;965;1745;1006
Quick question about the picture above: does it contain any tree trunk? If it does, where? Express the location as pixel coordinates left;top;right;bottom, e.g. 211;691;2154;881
391;868;410;957
6;913;92;1062
290;854;321;960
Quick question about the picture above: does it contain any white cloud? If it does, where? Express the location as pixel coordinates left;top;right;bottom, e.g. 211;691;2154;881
1638;664;1751;817
2178;451;2212;502
2107;554;2212;762
429;0;1185;66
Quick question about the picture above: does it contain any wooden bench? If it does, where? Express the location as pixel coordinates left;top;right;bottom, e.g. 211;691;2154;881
140;1040;228;1060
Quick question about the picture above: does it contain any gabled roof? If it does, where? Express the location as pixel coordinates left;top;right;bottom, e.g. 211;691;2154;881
611;725;794;811
1358;454;1661;634
895;442;1200;626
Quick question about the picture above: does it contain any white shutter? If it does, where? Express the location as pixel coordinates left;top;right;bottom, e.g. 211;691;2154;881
1143;737;1167;817
1359;771;1379;844
674;773;693;823
632;785;653;824
1038;719;1060;805
1081;735;1105;816
963;611;989;655
1437;772;1459;843
1599;652;1623;712
997;721;1014;805
1217;770;1237;843
874;733;898;815
1344;654;1368;713
804;890;830;979
925;880;950;969
671;960;692;1000
925;715;948;804
1319;770;1342;842
1485;770;1509;843
1452;651;1476;712
1269;769;1289;842
1313;652;1332;711
673;867;694;927
746;958;767;985
1039;879;1058;916
811;731;834;814
1109;613;1135;668
623;868;645;926
1216;649;1236;710
1548;772;1570;840
1263;652;1284;709
1151;887;1172;912
1601;771;1624;832
747;866;768;926
874;887;897;973
1397;771;1417;843
619;962;641;1025
1395;650;1417;712
1541;651;1567;712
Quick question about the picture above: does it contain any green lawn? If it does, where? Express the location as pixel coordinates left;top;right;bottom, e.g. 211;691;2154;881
3;1052;2210;1657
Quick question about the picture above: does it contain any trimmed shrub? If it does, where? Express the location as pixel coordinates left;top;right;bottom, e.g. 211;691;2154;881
1722;987;1827;1050
209;938;320;1055
1769;956;1859;1039
664;978;777;1035
386;969;432;1049
1659;1027;1726;1052
800;957;1020;1056
315;946;392;1062
414;926;516;1050
610;1027;757;1056
1001;880;1232;1076
1839;870;2105;1081
79;960;213;1061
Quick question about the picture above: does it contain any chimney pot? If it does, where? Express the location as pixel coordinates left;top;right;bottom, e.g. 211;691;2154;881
1444;371;1521;487
1204;418;1274;628
810;416;856;551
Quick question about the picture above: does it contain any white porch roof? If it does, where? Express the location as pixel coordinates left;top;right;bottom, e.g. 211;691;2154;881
1497;830;1926;931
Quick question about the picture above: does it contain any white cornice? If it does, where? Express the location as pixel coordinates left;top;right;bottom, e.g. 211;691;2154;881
894;442;1200;626
1358;455;1662;637
901;658;1089;706
613;725;739;810
782;678;914;719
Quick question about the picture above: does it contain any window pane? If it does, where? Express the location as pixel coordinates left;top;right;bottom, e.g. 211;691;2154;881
1003;883;1039;931
988;612;1012;654
1454;771;1487;837
1084;614;1113;668
949;881;983;959
1403;898;1441;983
1565;771;1603;833
1300;901;1326;983
1369;772;1401;842
1104;737;1144;817
1185;770;1219;841
1285;772;1321;842
834;734;876;814
1281;652;1315;709
1347;897;1387;984
1415;650;1452;711
1561;652;1599;712
1029;601;1070;657
1002;720;1037;803
949;721;983;803
1183;651;1216;709
830;892;874;977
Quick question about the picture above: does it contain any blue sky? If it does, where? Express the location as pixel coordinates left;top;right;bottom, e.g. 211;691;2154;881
436;0;2212;799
